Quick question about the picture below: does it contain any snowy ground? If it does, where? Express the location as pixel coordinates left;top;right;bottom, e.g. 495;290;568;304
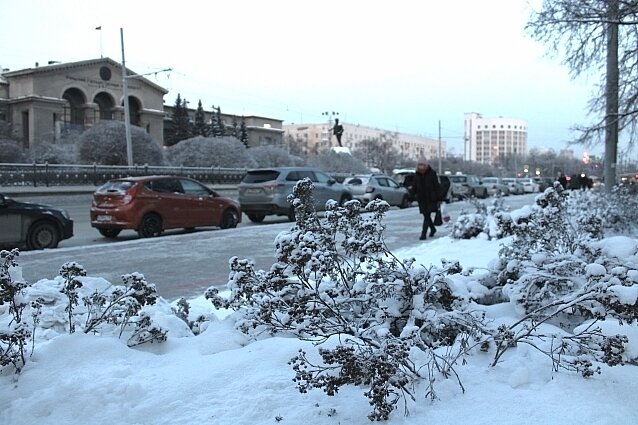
1;218;637;424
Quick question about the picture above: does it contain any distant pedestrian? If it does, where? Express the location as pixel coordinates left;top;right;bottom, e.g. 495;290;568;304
579;173;589;190
557;172;567;190
410;156;441;240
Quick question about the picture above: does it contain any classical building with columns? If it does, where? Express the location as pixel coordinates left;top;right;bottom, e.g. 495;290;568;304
0;57;284;150
0;58;167;148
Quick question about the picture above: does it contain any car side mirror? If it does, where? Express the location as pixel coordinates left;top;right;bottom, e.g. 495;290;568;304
327;179;336;185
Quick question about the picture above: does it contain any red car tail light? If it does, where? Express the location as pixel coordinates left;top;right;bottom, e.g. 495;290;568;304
365;186;375;193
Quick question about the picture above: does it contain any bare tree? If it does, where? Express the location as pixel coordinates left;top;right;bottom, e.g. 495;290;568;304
352;132;401;174
526;0;638;190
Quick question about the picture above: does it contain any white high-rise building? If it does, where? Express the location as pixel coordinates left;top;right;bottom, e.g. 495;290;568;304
464;112;527;164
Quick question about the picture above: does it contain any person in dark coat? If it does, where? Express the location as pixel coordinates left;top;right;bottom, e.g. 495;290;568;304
410;156;441;240
557;172;568;190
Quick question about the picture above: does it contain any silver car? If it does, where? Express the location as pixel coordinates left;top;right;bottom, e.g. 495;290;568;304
501;178;525;195
238;167;353;222
481;177;510;196
343;174;410;208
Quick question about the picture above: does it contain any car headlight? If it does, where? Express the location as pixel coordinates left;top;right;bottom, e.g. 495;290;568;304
60;209;71;220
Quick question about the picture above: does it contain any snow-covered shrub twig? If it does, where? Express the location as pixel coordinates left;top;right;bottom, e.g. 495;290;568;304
83;272;166;346
0;249;32;374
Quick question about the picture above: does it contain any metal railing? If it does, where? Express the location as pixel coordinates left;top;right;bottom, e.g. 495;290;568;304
0;163;247;187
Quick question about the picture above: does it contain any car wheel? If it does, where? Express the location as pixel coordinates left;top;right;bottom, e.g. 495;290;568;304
137;214;163;238
339;194;352;206
220;209;239;229
98;228;121;238
399;195;410;209
247;213;265;223
26;221;60;250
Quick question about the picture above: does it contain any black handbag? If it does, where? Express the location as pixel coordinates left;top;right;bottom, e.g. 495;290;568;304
434;209;443;226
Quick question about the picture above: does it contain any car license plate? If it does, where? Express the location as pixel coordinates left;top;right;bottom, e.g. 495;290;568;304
245;189;261;195
97;215;112;222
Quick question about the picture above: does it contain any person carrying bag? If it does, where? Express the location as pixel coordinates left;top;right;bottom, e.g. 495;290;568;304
409;157;441;240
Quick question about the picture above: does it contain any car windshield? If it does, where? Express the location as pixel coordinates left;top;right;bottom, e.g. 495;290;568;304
96;180;135;194
449;176;467;183
242;170;280;183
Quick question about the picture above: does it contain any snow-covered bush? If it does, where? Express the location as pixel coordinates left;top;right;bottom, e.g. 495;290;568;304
27;142;77;164
0;254;167;375
0;249;38;374
246;145;306;167
0;139;26;163
207;179;489;420
165;136;256;168
77;120;164;165
478;185;637;374
451;196;509;240
307;149;369;174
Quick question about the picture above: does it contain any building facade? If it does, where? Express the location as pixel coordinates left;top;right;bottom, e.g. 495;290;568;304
284;122;445;160
0;58;167;148
464;112;528;164
0;57;283;150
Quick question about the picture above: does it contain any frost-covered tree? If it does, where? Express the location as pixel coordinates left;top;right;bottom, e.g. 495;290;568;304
0;139;26;163
526;0;638;190
166;94;192;146
165;136;256;167
246;145;305;167
193;100;208;137
77;120;164;165
239;116;249;147
209;106;226;137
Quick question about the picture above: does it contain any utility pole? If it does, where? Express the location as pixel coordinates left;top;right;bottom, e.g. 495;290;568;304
120;28;133;167
120;28;172;167
438;120;442;174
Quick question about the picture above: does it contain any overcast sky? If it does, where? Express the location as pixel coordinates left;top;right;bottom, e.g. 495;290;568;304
2;0;603;157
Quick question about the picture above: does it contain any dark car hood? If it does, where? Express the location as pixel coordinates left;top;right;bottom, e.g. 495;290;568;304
7;198;63;213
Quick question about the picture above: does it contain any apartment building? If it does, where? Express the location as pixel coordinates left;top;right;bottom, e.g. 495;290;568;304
464;112;528;164
284;121;445;160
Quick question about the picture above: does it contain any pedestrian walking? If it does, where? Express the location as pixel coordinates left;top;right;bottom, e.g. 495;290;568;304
410;157;441;240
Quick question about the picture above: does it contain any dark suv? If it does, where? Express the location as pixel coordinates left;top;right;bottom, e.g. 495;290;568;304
0;193;74;250
238;167;352;222
90;175;241;238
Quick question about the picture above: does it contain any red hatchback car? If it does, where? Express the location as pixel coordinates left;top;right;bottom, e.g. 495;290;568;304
90;175;241;238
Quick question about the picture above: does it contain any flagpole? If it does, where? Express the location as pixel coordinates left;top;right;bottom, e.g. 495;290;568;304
95;26;103;58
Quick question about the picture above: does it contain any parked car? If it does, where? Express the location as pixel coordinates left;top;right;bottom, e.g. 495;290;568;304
517;177;540;193
343;174;410;208
90;175;241;238
0;193;73;250
392;169;452;203
481;177;510;196
238;167;352;222
447;174;488;199
501;177;524;195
